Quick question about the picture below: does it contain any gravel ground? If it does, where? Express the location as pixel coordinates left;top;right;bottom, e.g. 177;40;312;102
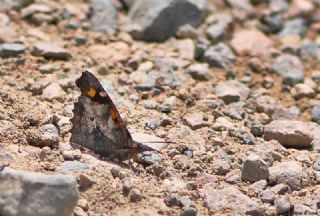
0;0;319;215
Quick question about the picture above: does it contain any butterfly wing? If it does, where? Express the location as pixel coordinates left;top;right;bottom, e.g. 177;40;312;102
70;71;133;155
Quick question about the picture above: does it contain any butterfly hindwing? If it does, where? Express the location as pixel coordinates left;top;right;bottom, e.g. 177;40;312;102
70;71;133;155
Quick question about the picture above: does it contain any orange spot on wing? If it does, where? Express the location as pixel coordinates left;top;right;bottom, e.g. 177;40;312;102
87;88;96;98
111;108;122;128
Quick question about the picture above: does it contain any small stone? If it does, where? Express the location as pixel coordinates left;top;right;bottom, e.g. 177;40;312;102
241;154;269;182
39;64;59;74
250;180;267;193
0;167;79;216
203;186;262;215
74;35;87;46
311;105;320;124
145;120;159;130
183;112;213;130
26;128;59;148
181;207;197;216
32;43;71;60
41;124;59;135
270;54;304;85
278;18;308;38
79;173;95;190
202;43;236;68
206;13;232;43
269;161;303;190
91;0;117;35
251;125;264;137
129;188;142;202
264;120;313;149
260;13;284;33
259;190;275;204
290;83;315;99
275;195;294;215
225;169;242;184
230;29;273;56
299;40;320;61
314;155;320;171
42;83;65;101
137;152;161;165
215;80;249;104
0;43;26;57
187;63;211;81
61;161;88;172
62;150;82;161
142;100;157;109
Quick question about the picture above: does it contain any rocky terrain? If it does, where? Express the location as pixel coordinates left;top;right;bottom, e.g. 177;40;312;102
0;0;320;215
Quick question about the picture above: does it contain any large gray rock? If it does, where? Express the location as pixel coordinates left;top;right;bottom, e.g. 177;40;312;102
0;168;79;216
91;0;117;35
270;54;304;85
278;18;308;38
203;186;263;215
127;0;208;41
241;154;270;182
269;161;303;190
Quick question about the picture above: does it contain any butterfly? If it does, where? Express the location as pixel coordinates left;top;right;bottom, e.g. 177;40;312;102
70;71;172;157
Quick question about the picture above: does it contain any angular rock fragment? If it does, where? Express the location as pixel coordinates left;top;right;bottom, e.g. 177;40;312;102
0;167;79;216
127;0;208;41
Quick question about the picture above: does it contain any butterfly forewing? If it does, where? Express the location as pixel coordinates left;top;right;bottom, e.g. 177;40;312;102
70;71;133;155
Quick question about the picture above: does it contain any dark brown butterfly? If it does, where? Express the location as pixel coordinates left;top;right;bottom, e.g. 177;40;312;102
70;71;171;157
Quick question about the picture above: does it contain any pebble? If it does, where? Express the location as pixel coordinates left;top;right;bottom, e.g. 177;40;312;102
202;43;236;68
290;83;315;99
26;128;59;148
311;105;320;124
278;18;308;38
127;0;208;41
129;188;142;202
32;43;71;60
225;169;242;184
264;120;313;149
0;167;78;216
39;64;59;74
42;83;66;101
145;120;159;130
314;155;320;171
187;63;211;81
206;13;232;43
74;35;87;46
269;161;303;190
241;154;270;182
137;152;161;165
270;54;304;85
181;207;197;216
259;190;275;204
214;80;249;104
299;40;320;60
230;29;273;56
61;161;88;172
62;150;82;161
260;13;284;33
250;180;267;193
203;186;263;215
0;43;26;58
91;0;117;35
275;195;294;215
79;173;95;190
183;112;213;130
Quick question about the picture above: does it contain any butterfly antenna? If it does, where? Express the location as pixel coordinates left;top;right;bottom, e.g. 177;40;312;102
140;141;176;144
